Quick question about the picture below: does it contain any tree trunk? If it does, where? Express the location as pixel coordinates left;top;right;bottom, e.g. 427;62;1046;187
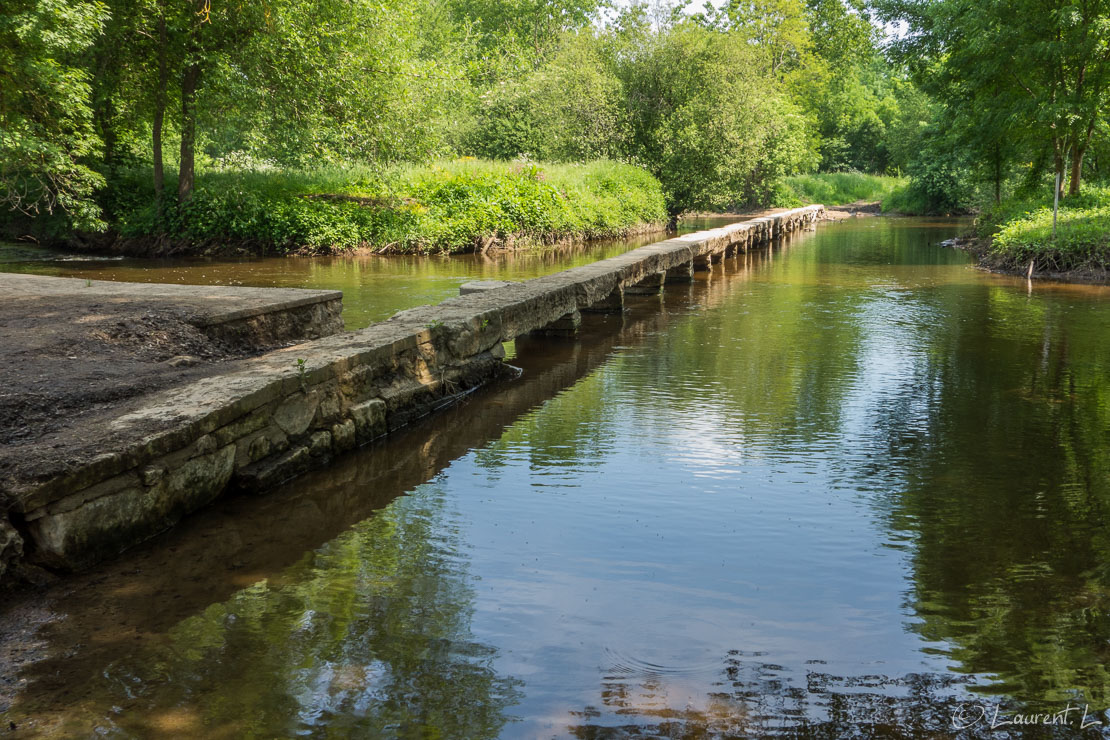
153;13;168;204
96;99;116;170
92;41;117;171
1068;145;1085;196
178;63;200;205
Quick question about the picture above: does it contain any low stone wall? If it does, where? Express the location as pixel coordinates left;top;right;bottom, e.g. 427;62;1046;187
0;205;823;585
191;289;344;347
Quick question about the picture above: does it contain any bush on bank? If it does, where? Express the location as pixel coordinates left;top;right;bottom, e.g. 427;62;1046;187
978;186;1110;274
107;159;668;255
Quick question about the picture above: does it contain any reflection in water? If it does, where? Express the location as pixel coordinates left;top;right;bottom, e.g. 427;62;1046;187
114;492;521;739
5;219;1110;738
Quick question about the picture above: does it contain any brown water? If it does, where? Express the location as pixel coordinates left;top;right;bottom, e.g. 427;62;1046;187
4;218;1110;738
0;218;733;330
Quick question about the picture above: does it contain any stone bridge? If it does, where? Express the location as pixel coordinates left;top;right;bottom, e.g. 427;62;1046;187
0;205;824;585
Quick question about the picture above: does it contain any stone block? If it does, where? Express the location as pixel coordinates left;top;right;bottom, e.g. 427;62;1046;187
235;425;289;468
349;398;387;442
581;285;624;313
532;310;581;338
27;445;236;569
308;431;332;457
235;444;313;493
331;419;357;453
665;262;695;283
140;465;166;487
459;280;521;295
213;407;271;447
624;272;665;296
0;519;23;582
273;391;320;437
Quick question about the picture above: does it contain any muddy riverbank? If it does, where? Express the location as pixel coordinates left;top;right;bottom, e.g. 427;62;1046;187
0;275;343;583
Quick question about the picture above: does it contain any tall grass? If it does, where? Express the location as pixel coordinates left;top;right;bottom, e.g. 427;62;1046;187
774;173;911;210
107;159;668;255
980;185;1110;274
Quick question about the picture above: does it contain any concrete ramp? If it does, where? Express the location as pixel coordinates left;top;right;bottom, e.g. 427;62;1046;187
1;273;343;347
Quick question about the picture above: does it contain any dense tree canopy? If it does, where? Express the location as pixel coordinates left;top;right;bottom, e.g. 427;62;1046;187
877;0;1110;199
7;0;1103;234
0;0;107;230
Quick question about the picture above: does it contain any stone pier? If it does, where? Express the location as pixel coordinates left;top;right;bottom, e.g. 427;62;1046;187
624;272;666;296
0;205;824;585
665;262;695;283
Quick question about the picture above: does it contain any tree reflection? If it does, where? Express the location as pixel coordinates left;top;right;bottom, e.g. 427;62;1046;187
87;489;521;738
853;278;1110;711
568;653;1107;738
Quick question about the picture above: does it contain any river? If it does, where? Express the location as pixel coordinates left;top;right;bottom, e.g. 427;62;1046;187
3;217;1110;738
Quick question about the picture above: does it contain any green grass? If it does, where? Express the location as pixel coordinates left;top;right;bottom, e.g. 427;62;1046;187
107;159;668;255
982;186;1110;274
773;173;911;211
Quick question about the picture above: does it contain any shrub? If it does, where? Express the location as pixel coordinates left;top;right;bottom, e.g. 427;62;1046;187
106;159;667;254
989;205;1110;273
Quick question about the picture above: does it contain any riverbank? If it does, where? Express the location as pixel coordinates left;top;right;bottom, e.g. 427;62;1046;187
773;172;928;214
950;235;1110;284
0;272;342;469
52;160;668;258
0;206;823;589
961;187;1110;283
0;275;344;583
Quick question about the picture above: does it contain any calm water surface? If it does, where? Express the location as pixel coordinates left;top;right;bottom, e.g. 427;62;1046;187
0;218;733;329
4;218;1110;738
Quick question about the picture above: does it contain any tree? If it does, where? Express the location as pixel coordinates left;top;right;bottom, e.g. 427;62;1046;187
613;18;813;219
712;0;812;77
0;0;107;231
524;32;627;161
877;0;1110;197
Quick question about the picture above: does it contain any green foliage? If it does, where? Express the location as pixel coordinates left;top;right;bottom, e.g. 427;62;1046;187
707;0;813;76
991;206;1110;273
979;186;1110;238
519;33;626;161
614;20;814;218
296;358;308;392
0;0;107;231
776;172;908;207
978;186;1110;273
224;0;471;166
111;159;667;254
794;59;915;174
877;0;1110;199
7;0;989;245
900;140;974;215
449;0;599;61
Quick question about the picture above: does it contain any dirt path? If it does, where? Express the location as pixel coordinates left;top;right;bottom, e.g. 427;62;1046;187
0;274;340;503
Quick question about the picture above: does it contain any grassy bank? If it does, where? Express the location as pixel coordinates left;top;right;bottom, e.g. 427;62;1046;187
978;186;1110;277
104;159;667;255
772;173;915;211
